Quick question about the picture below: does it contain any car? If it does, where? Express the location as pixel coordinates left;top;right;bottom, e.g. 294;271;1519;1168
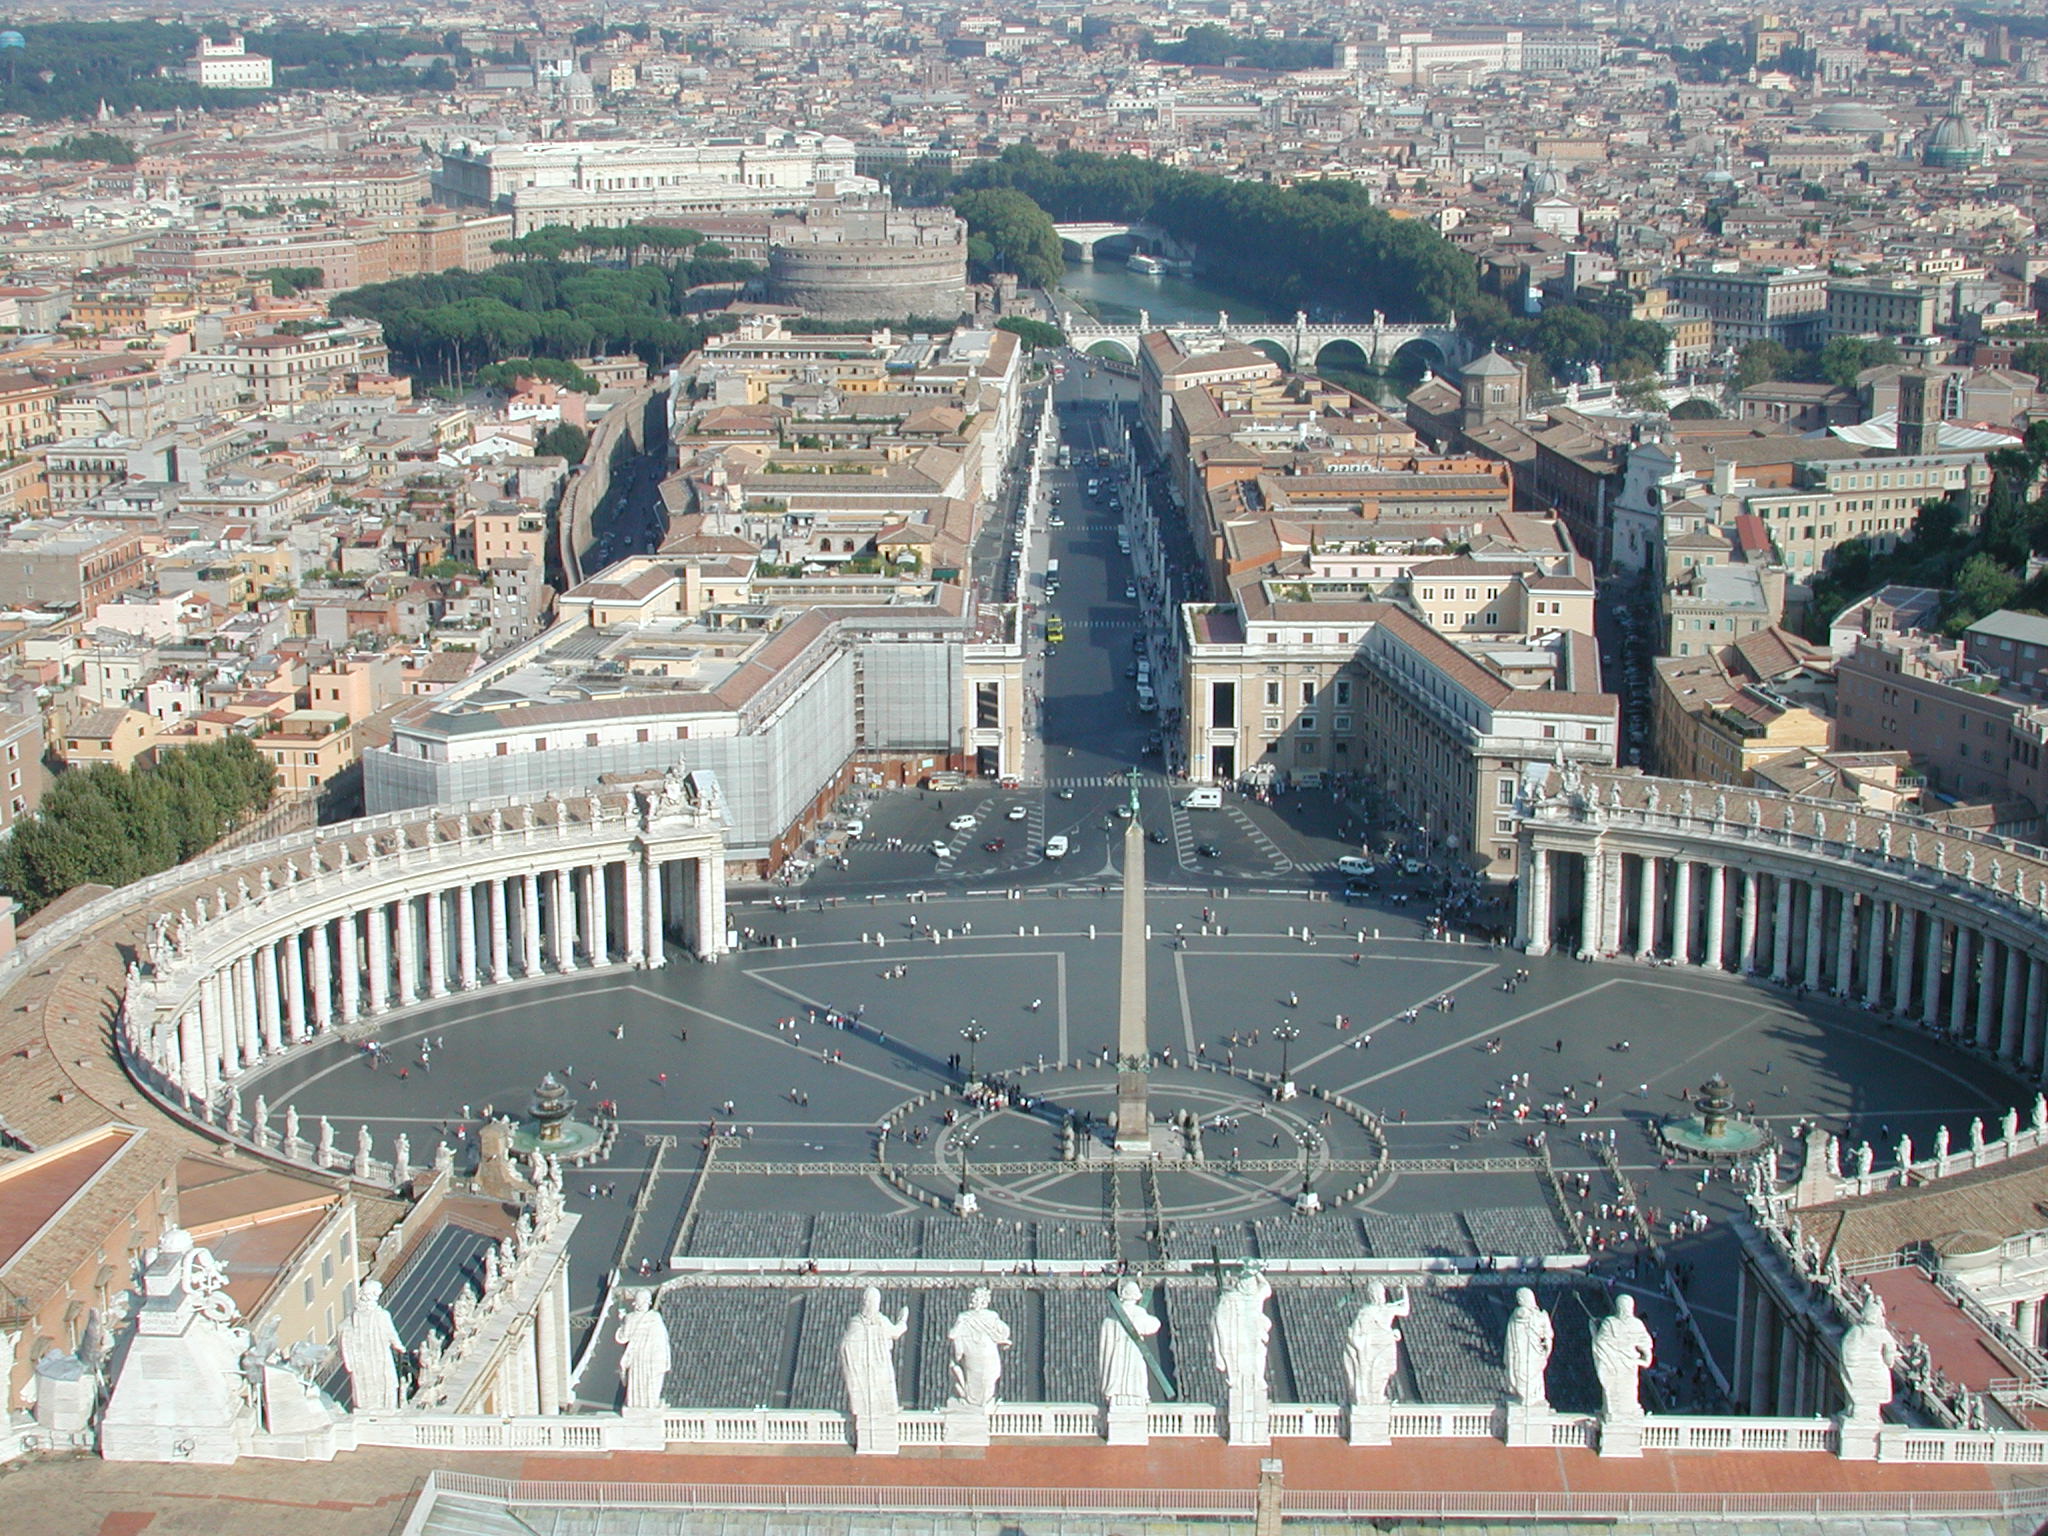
1400;858;1427;876
931;841;955;858
1006;804;1028;821
1048;515;1065;527
1056;787;1075;800
1126;662;1139;678
1124;584;1137;598
1195;843;1222;858
1148;829;1170;845
948;813;977;831
981;838;1006;853
1115;803;1134;819
1044;835;1070;860
1343;879;1375;900
844;819;865;838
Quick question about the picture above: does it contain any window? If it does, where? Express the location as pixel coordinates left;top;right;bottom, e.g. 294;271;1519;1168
1498;776;1516;806
495;742;508;756
1265;716;1282;732
320;1254;334;1285
302;1278;314;1308
1298;715;1317;733
1265;681;1281;706
1334;714;1351;732
1300;681;1315;706
1334;679;1352;706
1543;725;1557;739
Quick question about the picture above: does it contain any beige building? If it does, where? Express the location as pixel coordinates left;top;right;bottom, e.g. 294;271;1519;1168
177;1157;360;1361
253;709;355;793
1651;630;1835;787
62;706;159;770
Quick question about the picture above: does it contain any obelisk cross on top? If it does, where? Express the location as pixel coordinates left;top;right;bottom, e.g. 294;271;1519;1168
1114;766;1153;1155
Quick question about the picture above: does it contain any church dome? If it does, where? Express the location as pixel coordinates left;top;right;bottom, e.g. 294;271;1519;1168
1924;108;1980;168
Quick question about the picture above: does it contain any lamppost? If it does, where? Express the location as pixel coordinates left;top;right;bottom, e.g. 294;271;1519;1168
1274;1023;1300;1092
961;1023;987;1084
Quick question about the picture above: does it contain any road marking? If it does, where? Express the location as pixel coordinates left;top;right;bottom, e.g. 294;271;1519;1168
626;986;920;1096
1335;979;1627;1096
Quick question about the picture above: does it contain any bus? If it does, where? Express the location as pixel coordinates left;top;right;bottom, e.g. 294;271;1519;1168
1046;616;1065;644
1057;445;1072;468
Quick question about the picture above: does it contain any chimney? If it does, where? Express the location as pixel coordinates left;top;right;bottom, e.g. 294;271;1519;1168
1896;371;1937;457
1712;456;1737;497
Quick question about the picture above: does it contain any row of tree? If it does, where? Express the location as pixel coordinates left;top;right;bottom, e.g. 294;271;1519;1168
489;223;730;266
943;145;1477;322
1142;25;1335;71
1806;421;2048;639
1734;335;1906;393
332;249;755;383
1458;295;1671;391
0;736;277;916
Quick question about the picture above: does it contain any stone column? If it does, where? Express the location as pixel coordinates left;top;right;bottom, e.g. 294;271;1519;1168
1668;859;1692;964
705;852;726;957
1636;854;1659;959
1740;870;1761;974
1863;900;1888;1009
179;1008;205;1098
283;930;307;1044
394;894;419;1007
1526;848;1553;956
1834;890;1857;997
235;955;260;1069
197;972;225;1094
624;849;646;966
1978;936;2003;1051
2019;1298;2042;1350
1747;1291;1776;1412
2003;944;2029;1064
457;882;479;991
489;878;511;984
644;854;666;968
257;941;283;1055
1574;849;1602;960
338;911;362;1025
366;903;391;1015
550;867;576;972
534;1269;565;1415
522;873;543;976
2025;957;2047;1077
1772;877;1794;982
1894;908;1920;1017
1950;926;1975;1037
1803;882;1825;991
1773;1310;1800;1415
310;921;334;1032
1600;851;1624;955
1923;920;1948;1028
1703;863;1727;971
426;887;448;998
588;863;609;965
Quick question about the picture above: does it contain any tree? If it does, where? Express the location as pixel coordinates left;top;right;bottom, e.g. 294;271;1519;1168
258;265;325;297
1735;340;1794;392
2011;340;2048;393
951;188;1064;288
1945;552;2022;634
535;422;590;464
475;357;600;394
995;316;1065;350
1671;398;1722;420
1817;335;1899;388
1911;495;1966;552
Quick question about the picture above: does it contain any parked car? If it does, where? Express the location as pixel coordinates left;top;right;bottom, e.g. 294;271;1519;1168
1195;843;1221;858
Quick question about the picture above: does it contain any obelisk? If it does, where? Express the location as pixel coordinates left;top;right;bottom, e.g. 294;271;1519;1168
1114;768;1153;1155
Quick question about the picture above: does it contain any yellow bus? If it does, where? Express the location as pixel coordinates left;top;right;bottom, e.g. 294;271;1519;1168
1047;616;1065;643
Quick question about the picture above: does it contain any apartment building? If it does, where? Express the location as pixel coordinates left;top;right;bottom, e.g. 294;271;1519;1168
0;520;147;614
1826;278;1943;338
0;372;59;455
183;321;390;406
253;709;355;793
0;708;46;832
1650;630;1835;787
1667;264;1829;348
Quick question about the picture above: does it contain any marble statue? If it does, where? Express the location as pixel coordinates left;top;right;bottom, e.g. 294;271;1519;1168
1503;1287;1554;1409
2034;1093;2046;1135
1970;1117;1986;1156
316;1116;334;1166
415;1330;445;1394
227;1087;243;1135
1098;1279;1161;1409
1646;785;1660;814
1591;1295;1654;1421
1879;824;1893;857
393;1134;411;1184
284;1104;301;1153
1748;798;1762;828
840;1287;909;1429
449;1287;477;1338
2003;1108;2020;1145
1679;787;1694;818
1713;791;1727;822
1838;1292;1898;1422
1895;1133;1912;1172
1935;1125;1951;1165
355;1124;373;1177
1342;1282;1409;1407
615;1290;671;1411
1210;1264;1273;1440
1855;1141;1875;1179
1965;848;1978;882
339;1280;406;1412
434;1141;455;1177
946;1286;1012;1409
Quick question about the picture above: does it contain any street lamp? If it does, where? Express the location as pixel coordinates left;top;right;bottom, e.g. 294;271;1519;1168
961;1023;987;1083
1274;1023;1300;1085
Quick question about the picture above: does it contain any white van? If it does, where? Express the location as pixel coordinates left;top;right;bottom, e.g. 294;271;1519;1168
1044;835;1070;860
1337;855;1376;877
1181;787;1222;809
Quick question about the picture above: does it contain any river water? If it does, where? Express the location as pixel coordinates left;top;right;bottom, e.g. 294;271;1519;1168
1054;258;1275;328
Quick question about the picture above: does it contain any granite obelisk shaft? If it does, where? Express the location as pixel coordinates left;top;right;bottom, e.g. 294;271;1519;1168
1114;774;1151;1153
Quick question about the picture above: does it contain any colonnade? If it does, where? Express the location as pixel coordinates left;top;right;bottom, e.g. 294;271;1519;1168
1518;772;2048;1083
477;1263;573;1417
124;788;730;1109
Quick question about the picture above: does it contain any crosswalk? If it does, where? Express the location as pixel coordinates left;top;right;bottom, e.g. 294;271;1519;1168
1051;616;1142;631
1043;773;1179;788
1223;804;1293;872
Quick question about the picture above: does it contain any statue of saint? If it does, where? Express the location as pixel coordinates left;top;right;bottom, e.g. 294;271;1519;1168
615;1291;671;1411
1503;1287;1554;1408
1098;1279;1161;1409
1208;1266;1272;1424
946;1287;1012;1409
1591;1295;1655;1421
1342;1282;1409;1408
1838;1292;1898;1423
339;1280;407;1412
839;1286;908;1425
